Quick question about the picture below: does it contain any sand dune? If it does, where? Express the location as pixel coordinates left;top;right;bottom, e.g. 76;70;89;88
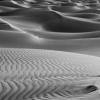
0;1;100;56
0;48;99;100
67;13;100;20
0;1;100;100
1;8;100;39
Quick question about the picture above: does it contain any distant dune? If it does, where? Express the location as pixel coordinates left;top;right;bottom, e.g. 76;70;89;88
0;3;100;56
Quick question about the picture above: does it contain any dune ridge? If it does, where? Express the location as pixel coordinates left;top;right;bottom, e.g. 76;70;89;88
1;1;100;57
0;6;100;40
0;0;100;41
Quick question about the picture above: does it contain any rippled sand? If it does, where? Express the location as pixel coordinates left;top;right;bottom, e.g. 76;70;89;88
0;0;100;100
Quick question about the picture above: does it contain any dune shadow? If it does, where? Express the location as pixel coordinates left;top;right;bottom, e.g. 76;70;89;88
68;13;100;19
1;8;100;33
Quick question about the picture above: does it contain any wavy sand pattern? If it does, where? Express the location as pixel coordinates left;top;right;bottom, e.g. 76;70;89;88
0;0;100;100
0;48;100;100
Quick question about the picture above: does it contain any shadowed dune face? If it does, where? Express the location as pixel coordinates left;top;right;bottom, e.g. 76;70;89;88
1;8;100;33
0;0;100;40
1;0;100;57
68;13;100;19
0;22;14;30
1;7;100;33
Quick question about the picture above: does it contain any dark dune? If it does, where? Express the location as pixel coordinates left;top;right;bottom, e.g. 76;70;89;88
43;16;100;32
68;13;100;19
0;29;100;57
1;8;100;34
77;9;100;14
0;1;100;100
0;30;41;48
0;22;14;30
0;0;100;57
36;37;100;57
85;3;100;9
0;6;16;13
0;0;24;8
26;30;100;39
94;18;100;22
50;5;83;13
60;2;77;6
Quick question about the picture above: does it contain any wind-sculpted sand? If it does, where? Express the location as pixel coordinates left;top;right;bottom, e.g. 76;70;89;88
0;48;100;100
0;0;100;100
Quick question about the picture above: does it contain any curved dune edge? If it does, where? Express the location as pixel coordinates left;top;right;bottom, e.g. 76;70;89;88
0;48;100;100
0;3;100;40
1;16;100;40
66;13;100;20
0;30;100;58
1;8;100;40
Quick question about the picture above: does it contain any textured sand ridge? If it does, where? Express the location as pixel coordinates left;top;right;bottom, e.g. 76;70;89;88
0;48;100;100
